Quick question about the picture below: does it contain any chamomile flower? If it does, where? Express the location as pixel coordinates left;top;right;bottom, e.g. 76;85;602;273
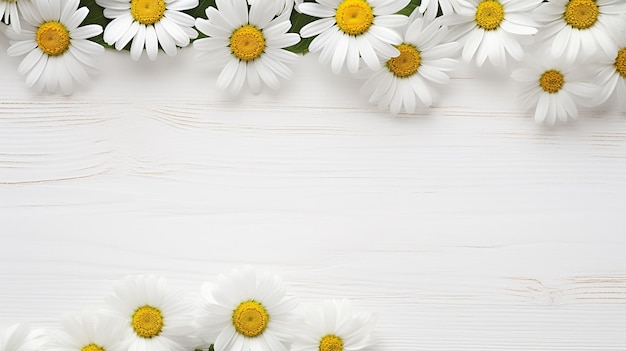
291;300;376;351
4;0;104;95
596;34;626;109
96;0;199;61
511;55;599;125
46;313;120;351
105;275;195;351
534;0;626;59
195;267;298;351
361;15;459;114
445;0;541;67
298;0;410;74
0;324;35;351
418;0;456;20
1;0;27;33
193;0;301;94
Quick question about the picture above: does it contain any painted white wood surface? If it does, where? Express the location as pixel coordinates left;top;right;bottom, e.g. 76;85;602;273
1;33;626;351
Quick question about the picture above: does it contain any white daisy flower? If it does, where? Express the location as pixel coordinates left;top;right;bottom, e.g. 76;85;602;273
96;0;199;60
195;267;298;351
46;313;120;351
105;275;195;351
534;0;626;59
0;0;28;33
291;299;376;351
596;34;626;109
193;0;301;94
511;54;599;125
0;324;35;351
445;0;541;67
361;15;459;114
418;0;456;20
4;0;104;95
298;0;410;74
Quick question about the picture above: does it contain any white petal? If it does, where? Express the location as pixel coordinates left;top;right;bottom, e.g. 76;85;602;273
216;59;240;91
356;36;379;71
462;29;483;62
249;1;275;29
114;21;140;50
8;40;37;56
17;48;44;75
298;3;335;18
300;18;335;38
130;25;146;60
145;25;159;60
410;75;433;106
246;61;262;94
256;57;281;89
501;19;537;35
155;21;177;56
331;33;349;74
534;93;549;123
71;24;103;40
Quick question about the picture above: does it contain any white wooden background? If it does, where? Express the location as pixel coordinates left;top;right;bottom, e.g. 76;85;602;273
1;32;626;351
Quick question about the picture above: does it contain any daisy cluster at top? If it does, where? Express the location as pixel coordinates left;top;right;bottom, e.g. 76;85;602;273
0;267;377;351
0;0;625;124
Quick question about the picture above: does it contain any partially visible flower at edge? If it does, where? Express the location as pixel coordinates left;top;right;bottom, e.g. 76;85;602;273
4;0;104;95
291;299;376;351
45;313;121;351
0;0;29;33
105;275;196;351
533;0;626;60
96;0;199;61
194;266;299;351
0;323;37;351
444;0;542;67
596;30;626;109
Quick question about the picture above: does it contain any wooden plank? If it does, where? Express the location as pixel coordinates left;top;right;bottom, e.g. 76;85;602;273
1;31;625;351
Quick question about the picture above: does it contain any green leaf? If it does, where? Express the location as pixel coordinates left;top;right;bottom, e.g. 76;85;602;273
285;11;318;54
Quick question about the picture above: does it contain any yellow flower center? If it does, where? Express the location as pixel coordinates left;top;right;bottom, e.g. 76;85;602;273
564;0;599;30
335;0;374;36
131;305;164;338
232;300;269;337
615;48;626;77
319;335;344;351
81;344;105;351
539;70;565;94
36;21;70;56
475;0;504;30
386;44;421;78
131;0;166;25
230;25;266;61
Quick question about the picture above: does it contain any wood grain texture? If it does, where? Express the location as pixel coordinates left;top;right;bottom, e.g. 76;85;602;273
1;35;625;351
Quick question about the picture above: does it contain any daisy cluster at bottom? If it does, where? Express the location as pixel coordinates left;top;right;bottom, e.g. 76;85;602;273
1;0;625;125
0;267;376;351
